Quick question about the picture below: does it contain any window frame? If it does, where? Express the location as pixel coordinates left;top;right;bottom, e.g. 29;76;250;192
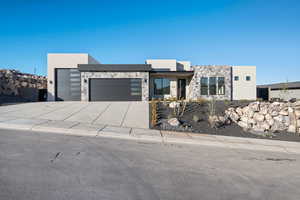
209;77;217;95
217;77;225;95
200;77;209;95
200;76;225;96
153;78;170;95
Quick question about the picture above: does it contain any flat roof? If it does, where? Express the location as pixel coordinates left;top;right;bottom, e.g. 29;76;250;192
257;81;300;89
78;64;152;72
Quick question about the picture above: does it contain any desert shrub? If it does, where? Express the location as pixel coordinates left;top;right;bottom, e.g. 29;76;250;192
192;115;200;122
208;97;216;116
239;99;251;103
165;97;177;102
196;97;207;105
167;114;174;119
224;99;230;105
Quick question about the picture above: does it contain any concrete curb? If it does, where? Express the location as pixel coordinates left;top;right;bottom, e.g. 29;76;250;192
0;119;299;154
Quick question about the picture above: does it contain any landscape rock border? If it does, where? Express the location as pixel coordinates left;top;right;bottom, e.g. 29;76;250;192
225;101;300;134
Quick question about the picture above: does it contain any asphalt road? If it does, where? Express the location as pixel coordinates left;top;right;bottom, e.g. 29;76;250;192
0;129;300;200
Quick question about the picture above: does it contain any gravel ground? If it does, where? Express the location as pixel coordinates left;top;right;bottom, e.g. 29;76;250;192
151;101;300;142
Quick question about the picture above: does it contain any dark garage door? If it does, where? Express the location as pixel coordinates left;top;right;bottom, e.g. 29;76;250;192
89;78;142;101
55;68;81;101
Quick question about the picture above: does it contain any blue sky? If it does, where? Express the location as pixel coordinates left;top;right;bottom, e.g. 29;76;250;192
0;0;299;84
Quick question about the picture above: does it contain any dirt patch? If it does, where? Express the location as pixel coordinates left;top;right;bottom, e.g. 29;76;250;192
150;101;300;142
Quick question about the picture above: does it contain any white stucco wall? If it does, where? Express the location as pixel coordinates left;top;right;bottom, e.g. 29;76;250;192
177;61;191;71
47;53;99;101
232;66;256;100
146;59;177;71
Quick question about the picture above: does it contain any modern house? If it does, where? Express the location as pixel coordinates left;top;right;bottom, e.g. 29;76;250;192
257;81;300;101
47;53;256;101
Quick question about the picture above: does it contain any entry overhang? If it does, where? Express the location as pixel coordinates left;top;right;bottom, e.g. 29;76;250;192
150;71;194;77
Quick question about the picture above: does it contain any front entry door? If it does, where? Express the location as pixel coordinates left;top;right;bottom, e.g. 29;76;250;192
177;79;186;100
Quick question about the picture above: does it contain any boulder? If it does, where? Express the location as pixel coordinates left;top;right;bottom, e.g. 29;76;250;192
238;121;248;129
229;111;240;122
274;115;284;122
270;111;279;116
21;82;28;87
271;121;286;132
169;102;180;108
266;118;275;126
289;98;297;103
293;101;300;107
240;116;248;123
168;118;180;126
288;125;296;133
208;115;226;128
295;110;300;118
236;107;243;116
249;102;260;112
248;118;256;125
265;114;272;120
279;109;289;116
253;113;264;122
260;122;270;131
259;106;268;115
252;125;266;133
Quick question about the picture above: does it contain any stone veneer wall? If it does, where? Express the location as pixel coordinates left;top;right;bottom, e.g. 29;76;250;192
81;72;149;101
188;65;232;100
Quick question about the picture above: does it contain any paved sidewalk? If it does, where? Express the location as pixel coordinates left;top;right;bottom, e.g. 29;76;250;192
0;117;299;154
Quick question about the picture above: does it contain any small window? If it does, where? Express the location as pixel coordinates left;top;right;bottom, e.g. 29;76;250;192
217;77;225;95
234;76;239;81
200;77;208;95
246;76;251;81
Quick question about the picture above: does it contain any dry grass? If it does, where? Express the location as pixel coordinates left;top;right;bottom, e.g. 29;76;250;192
150;100;158;126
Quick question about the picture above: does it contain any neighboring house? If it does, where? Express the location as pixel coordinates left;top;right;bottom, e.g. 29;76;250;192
257;81;300;101
47;53;256;101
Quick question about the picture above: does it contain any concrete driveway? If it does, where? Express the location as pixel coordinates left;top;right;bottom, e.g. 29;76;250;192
0;101;149;129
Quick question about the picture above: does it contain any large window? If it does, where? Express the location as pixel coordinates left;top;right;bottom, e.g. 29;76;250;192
200;77;208;95
217;77;225;95
209;77;217;95
154;78;170;95
200;77;225;96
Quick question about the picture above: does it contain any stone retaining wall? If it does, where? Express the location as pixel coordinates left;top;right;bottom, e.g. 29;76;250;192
0;69;47;96
225;101;300;133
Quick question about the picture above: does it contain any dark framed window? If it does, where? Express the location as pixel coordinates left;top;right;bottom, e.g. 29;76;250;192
200;77;208;95
234;76;239;81
209;77;217;95
154;78;170;95
200;77;225;96
217;77;225;95
246;76;251;81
